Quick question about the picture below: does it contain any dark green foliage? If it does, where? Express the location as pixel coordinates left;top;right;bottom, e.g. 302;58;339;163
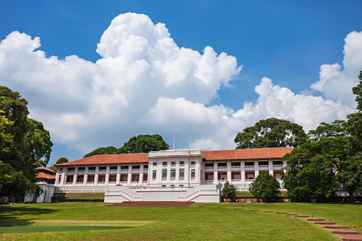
234;118;307;148
221;182;237;202
55;157;69;165
249;172;280;202
119;134;169;153
0;85;52;201
352;71;362;111
309;120;349;140
84;146;119;157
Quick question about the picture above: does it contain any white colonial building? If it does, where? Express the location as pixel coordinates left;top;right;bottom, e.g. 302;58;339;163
55;147;291;203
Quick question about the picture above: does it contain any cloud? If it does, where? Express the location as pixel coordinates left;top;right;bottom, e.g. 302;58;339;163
0;12;359;155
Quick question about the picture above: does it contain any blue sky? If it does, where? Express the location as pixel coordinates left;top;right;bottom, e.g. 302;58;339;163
1;0;361;162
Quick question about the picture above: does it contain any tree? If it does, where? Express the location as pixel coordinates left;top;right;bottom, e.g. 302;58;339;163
221;182;237;202
119;134;169;153
309;120;348;140
55;157;69;165
249;172;280;202
0;85;52;201
234;118;307;148
84;146;118;157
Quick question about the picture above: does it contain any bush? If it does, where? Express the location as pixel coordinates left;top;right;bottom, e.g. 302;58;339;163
249;172;280;202
221;182;237;202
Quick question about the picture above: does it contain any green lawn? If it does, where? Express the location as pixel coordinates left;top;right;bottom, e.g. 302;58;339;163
0;202;361;241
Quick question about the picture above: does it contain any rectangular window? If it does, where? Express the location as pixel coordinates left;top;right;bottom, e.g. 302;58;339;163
245;162;255;167
120;174;128;182
131;173;139;182
273;160;283;166
231;162;241;167
87;174;95;184
205;172;213;181
66;175;74;184
143;165;148;169
110;166;117;171
258;161;269;166
143;173;148;182
67;168;75;172
153;162;157;166
217;162;227;168
121;166;129;171
132;165;140;170
217;172;227;181
108;174;117;183
179;161;184;166
76;175;84;184
77;167;85;172
162;162;167;167
170;169;176;180
152;170;157;180
162;169;167;180
88;167;96;171
190;161;196;166
98;174;106;184
98;166;107;172
205;163;213;168
171;161;176;166
191;169;196;180
231;172;241;181
179;168;185;180
245;171;255;180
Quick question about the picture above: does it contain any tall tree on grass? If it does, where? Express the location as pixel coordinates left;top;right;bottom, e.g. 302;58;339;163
119;134;169;153
234;118;307;148
0;85;52;201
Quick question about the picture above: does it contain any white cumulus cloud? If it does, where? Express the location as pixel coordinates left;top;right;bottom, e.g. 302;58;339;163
0;12;360;156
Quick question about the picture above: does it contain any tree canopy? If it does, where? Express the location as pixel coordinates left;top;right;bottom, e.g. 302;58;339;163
84;146;118;157
249;172;280;202
119;134;169;153
0;85;53;201
234;118;307;148
55;157;69;165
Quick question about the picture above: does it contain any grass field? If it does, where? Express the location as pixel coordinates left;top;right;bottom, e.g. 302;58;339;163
0;202;361;241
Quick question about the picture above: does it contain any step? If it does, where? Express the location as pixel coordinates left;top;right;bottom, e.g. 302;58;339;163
332;230;359;235
314;221;336;225
306;218;326;222
340;234;362;241
321;225;349;229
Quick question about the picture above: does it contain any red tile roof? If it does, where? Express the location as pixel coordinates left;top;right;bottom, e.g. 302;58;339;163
56;153;148;167
36;171;56;180
201;147;293;161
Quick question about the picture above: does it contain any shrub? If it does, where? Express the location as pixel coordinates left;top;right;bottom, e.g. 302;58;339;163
221;182;237;202
249;172;280;202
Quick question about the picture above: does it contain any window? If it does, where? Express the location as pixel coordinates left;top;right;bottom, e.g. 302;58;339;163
77;167;85;172
245;162;255;167
205;163;214;168
143;173;148;182
110;166;117;171
120;174;128;182
87;174;95;184
190;161;196;166
179;169;185;180
231;162;241;167
205;172;213;182
108;174;117;183
170;169;176;180
121;166;129;171
171;161;176;166
273;161;283;166
88;167;96;171
132;165;140;170
153;162;157;166
162;169;167;180
143;165;148;169
76;175;84;184
98;174;106;184
231;172;241;181
68;168;75;172
98;166;107;172
191;169;196;180
217;162;227;168
245;171;255;180
258;161;269;166
131;173;139;182
66;175;74;184
152;170;157;180
162;162;167;166
179;161;184;166
217;172;227;181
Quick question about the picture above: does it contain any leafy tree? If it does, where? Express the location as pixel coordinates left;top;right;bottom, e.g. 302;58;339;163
309;120;348;140
119;134;169;153
249;172;280;202
221;182;237;202
234;118;307;148
0;85;52;201
55;157;69;165
84;146;118;157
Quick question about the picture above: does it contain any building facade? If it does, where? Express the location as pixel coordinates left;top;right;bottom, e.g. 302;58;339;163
55;147;292;203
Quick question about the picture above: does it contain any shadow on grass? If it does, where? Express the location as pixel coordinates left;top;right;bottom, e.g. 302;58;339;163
0;205;57;227
0;225;132;234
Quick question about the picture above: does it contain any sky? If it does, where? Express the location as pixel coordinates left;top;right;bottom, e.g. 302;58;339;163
0;0;361;163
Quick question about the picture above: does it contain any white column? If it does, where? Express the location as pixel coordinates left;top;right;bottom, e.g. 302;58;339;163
94;167;99;185
139;165;144;184
105;166;109;185
83;167;88;185
127;169;131;185
255;162;259;178
241;162;245;183
61;169;66;185
268;160;273;176
227;161;232;182
213;162;218;184
73;168;78;185
116;166;120;185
